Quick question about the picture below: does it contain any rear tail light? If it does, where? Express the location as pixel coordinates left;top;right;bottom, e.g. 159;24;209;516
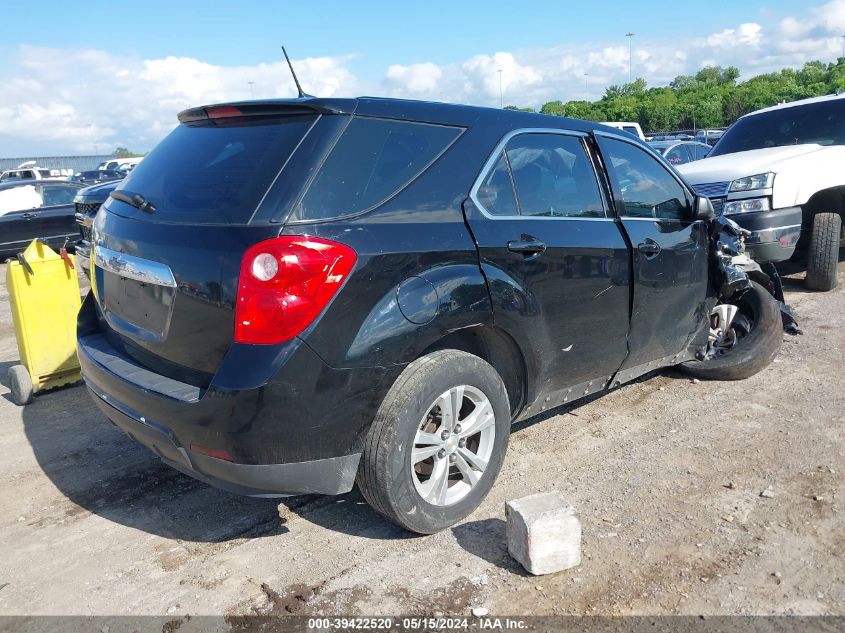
234;236;357;344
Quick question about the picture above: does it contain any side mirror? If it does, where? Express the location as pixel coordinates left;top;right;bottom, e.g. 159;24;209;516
694;195;715;220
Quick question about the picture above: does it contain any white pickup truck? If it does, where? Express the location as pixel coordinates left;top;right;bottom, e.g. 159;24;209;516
678;93;845;291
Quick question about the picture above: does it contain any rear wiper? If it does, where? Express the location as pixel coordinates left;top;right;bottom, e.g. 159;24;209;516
109;190;156;213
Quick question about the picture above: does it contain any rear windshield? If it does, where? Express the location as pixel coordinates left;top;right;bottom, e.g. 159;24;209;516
291;117;462;222
710;99;845;157
114;114;316;223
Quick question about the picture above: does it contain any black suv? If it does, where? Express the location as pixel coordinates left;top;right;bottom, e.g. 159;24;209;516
77;98;782;534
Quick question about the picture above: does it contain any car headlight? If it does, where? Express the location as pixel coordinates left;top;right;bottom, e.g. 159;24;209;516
723;197;771;215
729;172;774;192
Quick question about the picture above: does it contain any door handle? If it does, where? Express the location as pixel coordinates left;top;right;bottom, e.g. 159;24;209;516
507;237;546;257
637;240;661;257
21;212;37;220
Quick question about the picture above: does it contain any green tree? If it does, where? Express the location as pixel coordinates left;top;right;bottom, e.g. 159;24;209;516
113;147;143;158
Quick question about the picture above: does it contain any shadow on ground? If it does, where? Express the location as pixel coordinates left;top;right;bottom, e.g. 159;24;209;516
776;246;845;294
18;352;689;543
19;380;414;542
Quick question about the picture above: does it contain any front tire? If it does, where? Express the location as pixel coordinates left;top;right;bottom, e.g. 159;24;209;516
681;281;782;381
357;350;511;534
805;212;841;291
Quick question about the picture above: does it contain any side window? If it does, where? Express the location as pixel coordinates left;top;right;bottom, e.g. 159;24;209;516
600;138;689;220
476;151;517;216
664;145;691;165
295;117;463;221
505;133;604;218
41;185;78;206
693;144;710;160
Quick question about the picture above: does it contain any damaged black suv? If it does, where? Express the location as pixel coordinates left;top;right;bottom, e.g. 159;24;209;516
78;98;783;534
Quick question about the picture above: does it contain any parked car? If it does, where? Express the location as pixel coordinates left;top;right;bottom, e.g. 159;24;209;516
679;93;845;290
78;98;783;534
69;170;125;186
96;157;143;172
600;121;645;140
0;161;71;183
695;129;725;146
648;140;711;165
0;180;84;257
72;179;122;275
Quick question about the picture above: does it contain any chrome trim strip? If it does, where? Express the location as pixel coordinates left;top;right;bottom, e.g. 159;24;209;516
94;242;177;288
468;127;611;221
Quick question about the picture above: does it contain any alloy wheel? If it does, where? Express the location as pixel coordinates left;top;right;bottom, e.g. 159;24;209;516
411;385;496;506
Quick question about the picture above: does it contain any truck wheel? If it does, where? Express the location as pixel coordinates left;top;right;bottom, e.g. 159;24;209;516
681;281;781;381
805;212;841;291
357;350;511;534
8;364;33;406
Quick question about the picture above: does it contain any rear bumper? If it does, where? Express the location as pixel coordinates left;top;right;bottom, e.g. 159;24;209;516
87;383;359;497
77;294;395;497
729;205;802;262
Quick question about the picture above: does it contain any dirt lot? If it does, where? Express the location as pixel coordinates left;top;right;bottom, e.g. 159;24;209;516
0;255;843;619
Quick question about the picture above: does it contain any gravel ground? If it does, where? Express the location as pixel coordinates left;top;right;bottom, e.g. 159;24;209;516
0;255;842;619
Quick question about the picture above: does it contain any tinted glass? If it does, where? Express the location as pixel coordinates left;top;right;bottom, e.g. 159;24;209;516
711;99;845;156
476;151;517;215
505;133;604;218
295;117;462;221
693;144;710;160
42;185;79;206
664;145;691;165
116;114;316;224
602;138;688;220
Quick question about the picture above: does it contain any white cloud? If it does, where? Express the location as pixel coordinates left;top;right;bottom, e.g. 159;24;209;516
2;1;845;156
0;46;358;156
385;62;442;94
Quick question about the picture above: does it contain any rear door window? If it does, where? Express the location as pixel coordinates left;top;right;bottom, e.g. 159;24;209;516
112;114;317;224
292;117;462;222
41;185;79;206
505;133;605;218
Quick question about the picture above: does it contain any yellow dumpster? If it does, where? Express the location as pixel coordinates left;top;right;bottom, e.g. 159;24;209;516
5;240;82;405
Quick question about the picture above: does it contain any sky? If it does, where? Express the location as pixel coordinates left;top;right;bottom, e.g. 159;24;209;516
1;0;845;157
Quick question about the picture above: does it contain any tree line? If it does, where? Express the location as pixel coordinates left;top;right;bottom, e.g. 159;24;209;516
505;60;845;133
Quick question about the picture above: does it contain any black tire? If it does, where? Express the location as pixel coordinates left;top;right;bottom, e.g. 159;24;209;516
357;349;511;534
805;212;841;291
681;281;782;381
8;364;33;406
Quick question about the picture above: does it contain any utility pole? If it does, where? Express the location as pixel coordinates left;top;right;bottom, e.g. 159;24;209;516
498;69;503;108
626;32;635;83
248;81;255;98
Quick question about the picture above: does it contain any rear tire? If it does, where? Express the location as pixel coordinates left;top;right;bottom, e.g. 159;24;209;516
805;212;841;291
681;281;781;381
8;364;33;406
357;350;511;534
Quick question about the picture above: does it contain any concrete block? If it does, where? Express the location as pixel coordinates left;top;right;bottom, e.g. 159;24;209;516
506;492;581;575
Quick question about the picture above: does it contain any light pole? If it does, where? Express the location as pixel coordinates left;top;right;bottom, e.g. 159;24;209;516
498;69;503;108
584;72;589;97
248;81;255;98
626;32;635;83
841;35;845;59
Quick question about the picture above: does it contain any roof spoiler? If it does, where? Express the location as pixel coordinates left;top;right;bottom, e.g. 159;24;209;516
177;100;348;123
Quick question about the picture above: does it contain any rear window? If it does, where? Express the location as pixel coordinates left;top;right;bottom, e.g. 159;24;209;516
114;114;316;224
710;99;845;156
291;117;462;222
